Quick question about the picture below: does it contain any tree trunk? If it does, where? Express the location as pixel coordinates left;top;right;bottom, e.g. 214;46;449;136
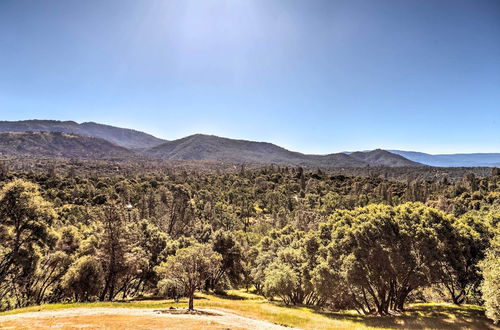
108;282;115;301
396;289;410;311
451;290;465;305
188;294;194;310
100;279;110;301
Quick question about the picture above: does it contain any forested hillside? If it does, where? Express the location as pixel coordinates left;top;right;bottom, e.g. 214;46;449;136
145;134;420;167
0;160;498;322
0;132;135;159
0;120;166;149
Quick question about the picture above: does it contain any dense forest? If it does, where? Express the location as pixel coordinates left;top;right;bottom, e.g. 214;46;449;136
0;160;498;322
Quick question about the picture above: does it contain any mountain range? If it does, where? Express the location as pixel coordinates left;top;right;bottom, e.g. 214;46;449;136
0;131;134;159
0;120;497;168
0;120;165;149
146;134;419;167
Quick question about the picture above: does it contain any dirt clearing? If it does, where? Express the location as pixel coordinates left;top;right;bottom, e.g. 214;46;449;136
0;307;293;329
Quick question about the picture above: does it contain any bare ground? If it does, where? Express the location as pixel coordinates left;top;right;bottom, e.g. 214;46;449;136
0;307;294;329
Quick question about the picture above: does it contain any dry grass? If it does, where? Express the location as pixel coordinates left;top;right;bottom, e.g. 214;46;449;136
0;314;239;330
0;290;497;329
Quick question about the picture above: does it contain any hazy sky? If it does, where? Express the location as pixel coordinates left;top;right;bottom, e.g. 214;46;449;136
0;0;499;154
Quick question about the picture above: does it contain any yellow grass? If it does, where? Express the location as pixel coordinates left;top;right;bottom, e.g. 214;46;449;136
1;290;497;329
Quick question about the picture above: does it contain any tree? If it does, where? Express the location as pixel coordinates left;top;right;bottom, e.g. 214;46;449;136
207;230;244;291
311;261;344;309
262;263;298;305
315;203;456;314
480;233;500;324
96;205;134;301
130;220;169;295
0;161;9;180
0;179;56;308
250;226;304;294
156;244;221;310
56;226;81;255
31;251;72;304
163;185;194;237
436;212;490;304
250;226;318;305
62;256;104;301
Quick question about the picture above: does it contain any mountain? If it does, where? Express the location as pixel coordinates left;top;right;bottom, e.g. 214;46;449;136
0;120;429;167
0;132;134;159
0;120;166;149
146;134;420;167
389;150;500;167
349;149;422;167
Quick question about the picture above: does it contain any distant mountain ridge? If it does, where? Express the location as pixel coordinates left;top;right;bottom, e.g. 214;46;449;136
146;134;420;168
0;132;134;159
389;150;500;167
1;119;497;168
0;126;419;167
0;120;166;149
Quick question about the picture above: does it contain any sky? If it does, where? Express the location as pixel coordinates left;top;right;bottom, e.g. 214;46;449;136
0;0;499;154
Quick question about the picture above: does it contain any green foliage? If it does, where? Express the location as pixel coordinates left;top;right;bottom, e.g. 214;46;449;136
96;205;134;301
251;226;321;305
157;278;184;302
56;226;81;255
62;255;104;302
312;203;473;314
156;244;222;309
131;220;169;291
208;230;245;291
0;179;56;309
480;233;500;323
262;263;298;304
31;250;72;304
0;164;498;318
437;211;492;304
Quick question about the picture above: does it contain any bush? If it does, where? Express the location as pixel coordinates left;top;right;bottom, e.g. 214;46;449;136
157;279;185;302
262;263;298;305
62;255;104;302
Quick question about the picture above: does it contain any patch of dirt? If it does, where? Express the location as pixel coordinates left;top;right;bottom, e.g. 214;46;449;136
155;308;222;316
0;307;293;330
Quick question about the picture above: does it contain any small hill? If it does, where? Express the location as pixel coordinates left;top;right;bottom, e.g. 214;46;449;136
145;134;326;166
146;134;415;168
0;132;135;159
349;149;422;167
0;120;165;149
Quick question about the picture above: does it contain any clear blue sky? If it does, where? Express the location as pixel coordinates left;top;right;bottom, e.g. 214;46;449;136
0;0;499;154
